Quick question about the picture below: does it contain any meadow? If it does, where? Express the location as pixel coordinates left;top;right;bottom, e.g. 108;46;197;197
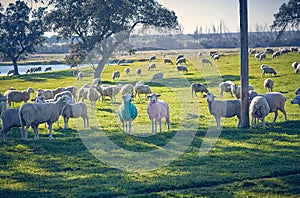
0;49;299;197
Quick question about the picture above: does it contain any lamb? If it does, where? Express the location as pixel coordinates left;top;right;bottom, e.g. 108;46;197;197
124;67;130;76
201;58;212;66
87;85;99;109
262;67;277;77
118;93;138;135
291;95;300;108
134;82;152;98
36;88;54;100
65;86;77;100
61;102;89;129
120;84;134;96
176;65;188;74
191;83;209;97
112;70;120;80
295;87;300;95
151;73;164;82
149;56;156;62
164;58;173;64
146;93;170;134
249;92;288;123
148;63;156;71
264;78;274;92
136;68;142;76
249;96;270;129
292;62;298;70
230;84;254;99
205;92;241;128
0;108;20;142
219;81;234;97
4;87;34;106
176;57;186;65
76;71;83;80
19;95;73;140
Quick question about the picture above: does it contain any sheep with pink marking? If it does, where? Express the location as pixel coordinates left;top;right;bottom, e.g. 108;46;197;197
146;93;170;134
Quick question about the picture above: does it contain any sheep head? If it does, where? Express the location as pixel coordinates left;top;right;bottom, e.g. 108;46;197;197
147;93;161;103
205;92;215;103
122;93;134;103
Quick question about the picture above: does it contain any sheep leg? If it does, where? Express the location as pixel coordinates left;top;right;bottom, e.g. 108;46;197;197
272;111;278;123
262;117;266;129
122;121;125;134
48;123;54;140
86;116;89;127
129;119;132;135
166;118;170;131
280;109;288;121
64;117;69;129
24;125;30;140
215;116;220;128
158;119;162;132
32;125;39;140
151;119;155;134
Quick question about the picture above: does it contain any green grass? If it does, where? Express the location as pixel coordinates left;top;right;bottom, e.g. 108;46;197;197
0;50;299;197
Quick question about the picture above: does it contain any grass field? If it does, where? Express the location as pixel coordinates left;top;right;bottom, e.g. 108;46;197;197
0;49;299;197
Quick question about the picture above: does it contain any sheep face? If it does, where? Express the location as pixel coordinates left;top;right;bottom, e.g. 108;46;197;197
147;93;161;103
61;95;74;104
122;93;133;103
206;92;215;102
291;96;300;108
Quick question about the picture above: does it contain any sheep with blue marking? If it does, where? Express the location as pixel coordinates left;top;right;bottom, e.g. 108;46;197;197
118;93;138;135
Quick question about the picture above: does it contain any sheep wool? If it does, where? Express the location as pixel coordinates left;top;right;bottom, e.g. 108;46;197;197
249;96;270;129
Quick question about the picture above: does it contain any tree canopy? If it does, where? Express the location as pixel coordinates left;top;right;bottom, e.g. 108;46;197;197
0;0;46;75
46;0;178;78
272;0;300;37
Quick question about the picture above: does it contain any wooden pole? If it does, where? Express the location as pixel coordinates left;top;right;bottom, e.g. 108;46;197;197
239;0;250;128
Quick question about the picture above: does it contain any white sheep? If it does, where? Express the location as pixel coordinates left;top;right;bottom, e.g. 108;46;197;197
176;65;188;74
134;82;152;98
0;108;20;142
112;70;120;80
291;95;300;108
148;63;156;71
120;84;134;96
213;54;220;60
151;73;164;82
78;87;89;102
249;96;270;129
292;62;298;70
19;95;73;140
230;84;254;99
176;57;186;65
52;87;65;97
264;78;274;92
97;85;113;102
255;52;263;60
295;87;300;95
272;51;281;58
164;58;173;64
76;71;83;80
53;91;73;101
176;54;184;61
87;85;99;109
61;102;89;129
259;53;266;61
124;67;130;76
261;67;277;77
146;93;170;134
136;68;142;76
219;81;234;97
4;87;34;106
118;93;138;135
205;92;241;128
36;88;54;100
249;92;288;123
191;83;209;97
201;58;212;66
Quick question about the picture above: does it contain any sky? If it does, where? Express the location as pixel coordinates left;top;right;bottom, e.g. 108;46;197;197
1;0;289;34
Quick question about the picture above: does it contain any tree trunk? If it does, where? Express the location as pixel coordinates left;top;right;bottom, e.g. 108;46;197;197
12;58;20;75
94;54;110;79
239;0;250;128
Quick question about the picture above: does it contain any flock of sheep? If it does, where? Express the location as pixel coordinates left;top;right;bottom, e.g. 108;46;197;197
0;46;300;141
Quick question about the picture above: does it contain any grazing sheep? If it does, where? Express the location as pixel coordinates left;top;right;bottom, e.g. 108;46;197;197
255;52;263;60
291;95;300;108
118;93;138;135
201;58;212;66
4;87;34;106
292;62;298;70
198;52;202;57
280;48;289;55
76;71;83;80
176;57;186;65
44;67;52;72
295;87;300;95
176;65;188;74
33;66;42;72
134;82;152;98
176;54;184;61
148;63;156;71
249;96;270;129
53;91;73;101
209;51;217;57
230;84;254;99
272;51;281;58
19;95;73;140
7;70;14;76
191;83;209;97
52;87;65;97
262;67;277;77
295;65;300;74
112;70;120;80
151;73;164;82
87;85;99;109
111;84;122;102
259;53;266;61
136;68;142;76
36;88;54;100
260;64;269;69
249;92;288;123
118;59;125;65
149;56;156;62
124;67;130;76
264;78;274;92
120;84;134;96
213;54;220;60
97;85;113;102
164;58;173;64
0;108;20;142
61;102;89;129
265;47;274;54
248;49;256;56
65;86;77;100
147;93;170;134
219;81;234;97
70;69;79;77
205;92;241;128
290;47;299;53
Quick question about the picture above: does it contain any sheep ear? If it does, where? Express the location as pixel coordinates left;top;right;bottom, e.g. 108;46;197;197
203;94;207;98
147;94;151;98
31;98;36;102
157;94;161;97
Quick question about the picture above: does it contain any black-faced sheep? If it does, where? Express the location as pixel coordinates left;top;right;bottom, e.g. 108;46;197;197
249;96;270;129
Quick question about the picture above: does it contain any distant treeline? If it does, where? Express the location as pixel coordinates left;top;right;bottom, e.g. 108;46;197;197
37;30;300;54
